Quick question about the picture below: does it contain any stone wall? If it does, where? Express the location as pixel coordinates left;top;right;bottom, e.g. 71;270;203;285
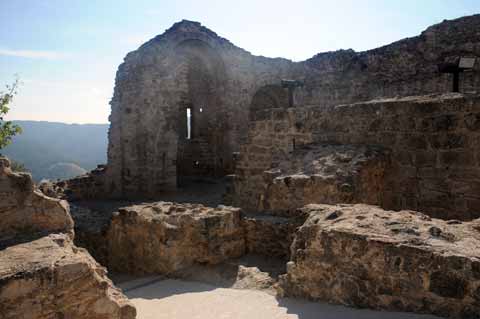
106;202;245;275
233;94;480;220
57;165;108;201
301;14;480;107
254;144;389;215
102;14;480;200
68;201;304;271
106;20;299;199
280;204;480;318
0;157;74;246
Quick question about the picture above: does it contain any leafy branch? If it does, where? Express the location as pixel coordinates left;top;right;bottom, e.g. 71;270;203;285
0;78;22;149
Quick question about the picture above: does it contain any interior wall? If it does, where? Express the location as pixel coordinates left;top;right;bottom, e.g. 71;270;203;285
234;93;480;221
106;21;296;199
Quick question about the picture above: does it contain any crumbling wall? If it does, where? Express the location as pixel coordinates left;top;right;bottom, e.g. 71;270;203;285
106;202;245;275
103;15;480;200
256;144;389;215
234;94;480;220
301;14;480;107
42;165;108;201
280;204;480;318
106;20;300;199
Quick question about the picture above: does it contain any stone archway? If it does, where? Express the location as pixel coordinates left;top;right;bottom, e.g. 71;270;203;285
249;84;289;119
173;39;229;185
105;21;297;199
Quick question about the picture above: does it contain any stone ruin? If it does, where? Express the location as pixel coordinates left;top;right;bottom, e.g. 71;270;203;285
0;157;136;319
4;14;480;319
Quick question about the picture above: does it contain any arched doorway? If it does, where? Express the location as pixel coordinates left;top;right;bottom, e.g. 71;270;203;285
249;84;289;119
174;39;228;187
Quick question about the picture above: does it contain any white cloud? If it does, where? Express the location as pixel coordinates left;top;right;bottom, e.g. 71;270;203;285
0;48;69;60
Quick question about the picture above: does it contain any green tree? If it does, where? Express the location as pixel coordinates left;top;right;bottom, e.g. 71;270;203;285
0;79;22;150
11;160;29;172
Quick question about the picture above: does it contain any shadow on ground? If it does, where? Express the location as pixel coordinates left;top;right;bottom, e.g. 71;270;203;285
117;278;440;319
278;298;440;319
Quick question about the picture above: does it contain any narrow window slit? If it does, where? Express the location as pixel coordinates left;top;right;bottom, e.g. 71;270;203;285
186;107;192;139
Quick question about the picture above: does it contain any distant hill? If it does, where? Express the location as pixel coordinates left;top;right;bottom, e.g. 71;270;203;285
1;121;108;181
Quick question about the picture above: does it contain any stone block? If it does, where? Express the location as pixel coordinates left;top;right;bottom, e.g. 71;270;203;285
0;157;73;247
281;204;480;318
106;202;245;275
261;144;389;215
0;234;135;319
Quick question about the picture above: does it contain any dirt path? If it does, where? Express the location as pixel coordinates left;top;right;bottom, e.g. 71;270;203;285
118;278;440;319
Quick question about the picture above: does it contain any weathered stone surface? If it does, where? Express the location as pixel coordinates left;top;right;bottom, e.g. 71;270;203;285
68;200;300;271
247;144;388;215
231;265;276;292
0;234;136;319
102;20;301;199
0;157;73;247
280;204;480;318
106;202;245;275
177;258;281;294
65;15;479;201
235;93;480;220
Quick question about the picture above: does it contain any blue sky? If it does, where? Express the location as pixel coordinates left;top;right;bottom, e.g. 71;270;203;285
1;0;479;124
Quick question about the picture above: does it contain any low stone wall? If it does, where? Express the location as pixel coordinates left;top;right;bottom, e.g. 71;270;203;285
44;165;108;201
106;202;245;275
280;204;480;318
259;144;388;215
70;200;303;269
234;93;480;220
0;157;73;247
0;234;135;319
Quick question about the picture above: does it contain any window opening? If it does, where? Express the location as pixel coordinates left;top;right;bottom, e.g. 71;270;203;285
186;107;192;139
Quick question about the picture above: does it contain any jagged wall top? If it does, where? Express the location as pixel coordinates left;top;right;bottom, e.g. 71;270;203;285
103;14;480;199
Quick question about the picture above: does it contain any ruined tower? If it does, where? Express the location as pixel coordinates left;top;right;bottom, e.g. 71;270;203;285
99;16;480;200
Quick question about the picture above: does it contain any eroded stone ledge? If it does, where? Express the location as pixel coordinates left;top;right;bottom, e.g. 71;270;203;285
260;144;389;215
0;157;74;248
280;204;480;318
0;234;136;319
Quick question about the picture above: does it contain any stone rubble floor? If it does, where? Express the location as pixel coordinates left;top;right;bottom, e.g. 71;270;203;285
68;179;470;319
117;277;441;319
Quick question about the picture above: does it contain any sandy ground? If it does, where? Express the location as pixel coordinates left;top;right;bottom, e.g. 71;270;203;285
118;277;440;319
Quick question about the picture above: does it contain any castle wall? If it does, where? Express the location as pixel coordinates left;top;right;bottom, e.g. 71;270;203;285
234;94;480;220
300;14;480;107
104;15;480;200
106;21;298;198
